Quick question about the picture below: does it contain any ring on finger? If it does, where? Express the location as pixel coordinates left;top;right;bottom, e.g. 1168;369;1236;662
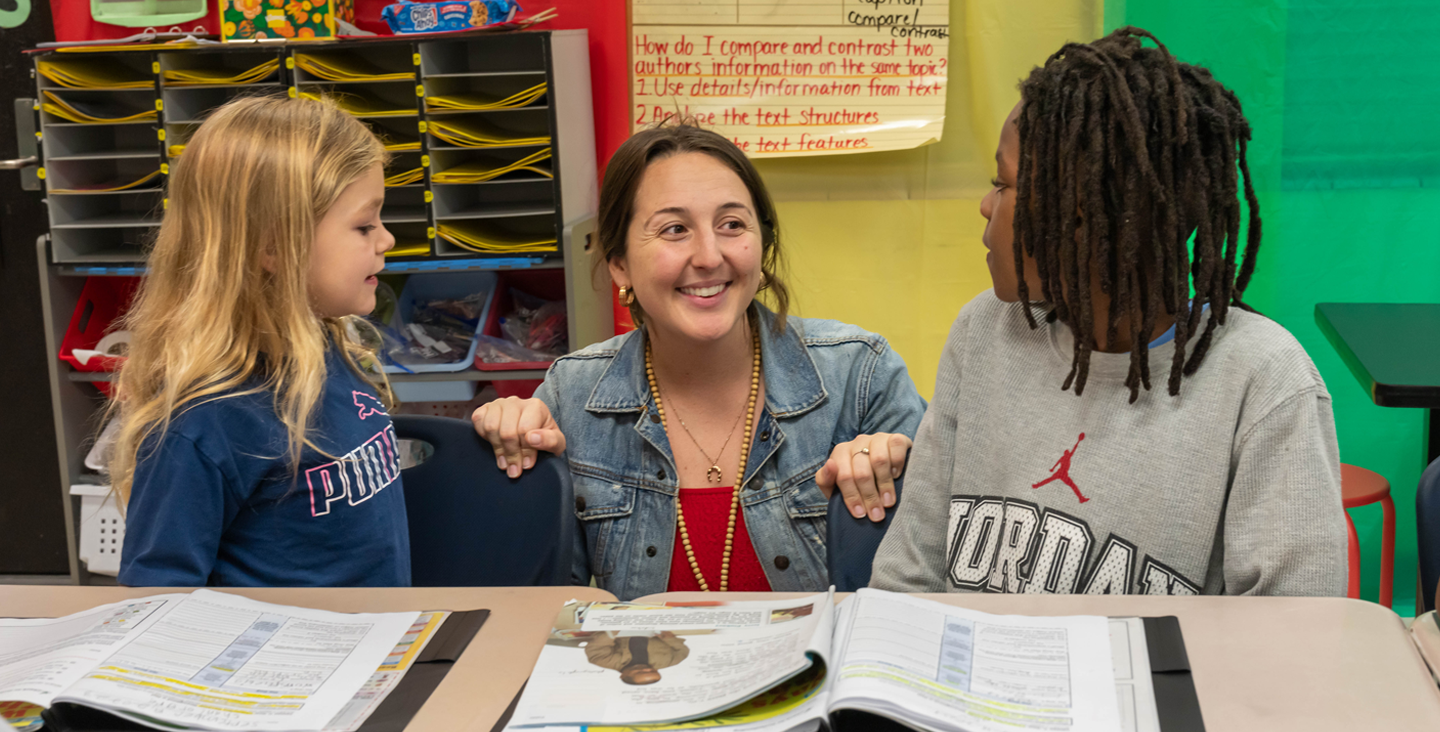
855;447;870;457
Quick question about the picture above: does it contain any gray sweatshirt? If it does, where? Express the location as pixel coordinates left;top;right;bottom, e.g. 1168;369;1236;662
871;291;1347;596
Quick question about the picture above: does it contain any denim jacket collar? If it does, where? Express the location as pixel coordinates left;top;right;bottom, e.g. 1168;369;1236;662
583;305;827;419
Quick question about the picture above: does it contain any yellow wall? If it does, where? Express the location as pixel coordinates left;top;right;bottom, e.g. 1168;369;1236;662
757;0;1103;398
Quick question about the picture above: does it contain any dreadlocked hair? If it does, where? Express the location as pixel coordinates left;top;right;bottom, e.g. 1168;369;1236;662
1012;26;1262;403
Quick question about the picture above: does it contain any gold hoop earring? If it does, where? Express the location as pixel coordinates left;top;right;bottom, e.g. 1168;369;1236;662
618;286;636;306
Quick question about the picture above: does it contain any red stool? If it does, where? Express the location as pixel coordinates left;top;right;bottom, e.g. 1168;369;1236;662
1341;464;1396;607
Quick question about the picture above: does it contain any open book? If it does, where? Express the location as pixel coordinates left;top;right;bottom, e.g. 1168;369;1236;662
0;590;437;732
505;588;1188;732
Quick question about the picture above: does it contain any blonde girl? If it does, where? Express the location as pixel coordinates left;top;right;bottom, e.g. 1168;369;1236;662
112;95;406;587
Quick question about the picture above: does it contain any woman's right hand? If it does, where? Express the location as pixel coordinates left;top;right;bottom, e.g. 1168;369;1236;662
470;397;567;478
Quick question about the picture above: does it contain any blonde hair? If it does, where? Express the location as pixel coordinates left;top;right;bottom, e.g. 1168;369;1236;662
108;94;392;505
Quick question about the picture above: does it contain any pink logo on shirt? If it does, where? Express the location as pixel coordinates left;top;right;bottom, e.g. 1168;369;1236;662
354;391;387;420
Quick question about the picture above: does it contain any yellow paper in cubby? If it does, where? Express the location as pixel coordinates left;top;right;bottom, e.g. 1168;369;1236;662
384;167;424;187
37;59;153;89
50;169;163;193
301;90;415;117
294;54;414;82
429;149;553;184
41;91;157;124
428;119;550;149
425;82;547;112
386;242;432;257
437;223;557;254
162;59;280;86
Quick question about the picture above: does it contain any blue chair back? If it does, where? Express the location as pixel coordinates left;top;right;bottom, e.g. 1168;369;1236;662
826;477;903;592
394;415;574;586
1418;457;1440;613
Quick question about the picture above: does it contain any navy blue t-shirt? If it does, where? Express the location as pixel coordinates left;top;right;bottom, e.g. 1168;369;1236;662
119;348;411;587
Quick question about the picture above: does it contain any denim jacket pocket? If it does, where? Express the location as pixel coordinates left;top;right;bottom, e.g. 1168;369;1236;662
781;459;830;520
570;463;636;582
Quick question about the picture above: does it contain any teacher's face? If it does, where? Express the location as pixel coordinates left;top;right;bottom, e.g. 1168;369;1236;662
610;152;764;344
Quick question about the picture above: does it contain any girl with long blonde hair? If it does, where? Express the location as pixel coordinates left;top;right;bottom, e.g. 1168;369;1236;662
112;95;408;587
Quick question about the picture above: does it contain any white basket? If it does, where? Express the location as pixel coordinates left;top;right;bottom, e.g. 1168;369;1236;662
70;484;124;576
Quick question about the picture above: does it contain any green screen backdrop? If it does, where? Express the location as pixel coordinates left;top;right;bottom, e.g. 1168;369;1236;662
1106;0;1440;614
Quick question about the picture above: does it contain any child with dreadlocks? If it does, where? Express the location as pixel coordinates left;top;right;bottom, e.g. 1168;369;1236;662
871;27;1346;596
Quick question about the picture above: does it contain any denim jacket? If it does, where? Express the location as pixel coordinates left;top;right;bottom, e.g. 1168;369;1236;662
536;305;927;600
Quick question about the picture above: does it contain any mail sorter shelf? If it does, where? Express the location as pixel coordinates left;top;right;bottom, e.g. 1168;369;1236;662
33;31;605;583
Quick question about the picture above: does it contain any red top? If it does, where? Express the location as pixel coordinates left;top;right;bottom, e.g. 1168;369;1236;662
666;486;773;592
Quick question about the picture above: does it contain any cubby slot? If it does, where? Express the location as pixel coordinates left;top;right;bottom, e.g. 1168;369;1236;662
383;186;429;224
46;157;162;193
43;124;159;160
434;213;557;258
37;54;154;91
301;85;418;118
41;90;156;126
161;86;283;124
419;35;546;76
423;75;548;114
430;147;553;185
51;227;156;263
431;179;553;220
293;48;416;84
385;222;433;259
425;109;551;149
49;191;163;229
159;50;282;88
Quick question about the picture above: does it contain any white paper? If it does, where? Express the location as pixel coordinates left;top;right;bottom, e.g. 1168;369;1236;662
509;593;832;727
323;611;448;732
1108;618;1159;732
829;589;1124;732
56;590;419;732
0;594;187;708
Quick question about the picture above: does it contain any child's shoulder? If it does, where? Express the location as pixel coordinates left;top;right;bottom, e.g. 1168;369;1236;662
1205;307;1328;399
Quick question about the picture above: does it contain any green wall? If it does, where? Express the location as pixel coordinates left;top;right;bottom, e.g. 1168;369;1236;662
1108;0;1440;614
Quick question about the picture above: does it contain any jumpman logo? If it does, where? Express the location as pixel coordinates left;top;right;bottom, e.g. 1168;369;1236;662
1032;433;1089;503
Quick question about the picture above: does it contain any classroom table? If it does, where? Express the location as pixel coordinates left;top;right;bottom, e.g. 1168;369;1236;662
1315;302;1440;464
1414;611;1440;686
3;587;1439;731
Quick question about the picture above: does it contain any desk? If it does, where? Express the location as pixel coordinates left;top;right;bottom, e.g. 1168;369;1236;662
647;592;1440;731
0;585;613;732
4;588;1439;731
1415;611;1440;686
1315;302;1440;463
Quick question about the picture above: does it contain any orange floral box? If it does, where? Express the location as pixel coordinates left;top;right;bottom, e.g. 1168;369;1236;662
222;0;356;41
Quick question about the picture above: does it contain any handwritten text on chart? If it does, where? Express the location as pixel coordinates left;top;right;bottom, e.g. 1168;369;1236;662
631;1;950;157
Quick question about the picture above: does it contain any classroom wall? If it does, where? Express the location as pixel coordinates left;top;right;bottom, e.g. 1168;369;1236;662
753;0;1103;403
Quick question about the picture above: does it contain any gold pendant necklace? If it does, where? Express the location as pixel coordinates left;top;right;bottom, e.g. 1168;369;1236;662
645;321;762;592
670;404;744;484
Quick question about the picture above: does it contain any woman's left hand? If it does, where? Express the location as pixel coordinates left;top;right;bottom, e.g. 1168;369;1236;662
815;433;912;523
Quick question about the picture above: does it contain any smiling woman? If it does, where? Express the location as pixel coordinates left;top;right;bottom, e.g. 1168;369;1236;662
472;119;928;600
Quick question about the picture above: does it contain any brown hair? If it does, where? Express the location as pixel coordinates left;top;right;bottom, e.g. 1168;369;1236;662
597;117;790;331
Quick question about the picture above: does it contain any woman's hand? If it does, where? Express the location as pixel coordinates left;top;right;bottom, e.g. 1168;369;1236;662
470;397;567;478
815;433;912;522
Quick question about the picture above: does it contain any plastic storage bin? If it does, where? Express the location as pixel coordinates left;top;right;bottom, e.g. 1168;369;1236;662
70;484;124;577
384;271;497;403
59;277;140;396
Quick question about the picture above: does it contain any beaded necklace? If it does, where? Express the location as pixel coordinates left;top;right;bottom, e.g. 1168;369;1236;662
644;323;761;591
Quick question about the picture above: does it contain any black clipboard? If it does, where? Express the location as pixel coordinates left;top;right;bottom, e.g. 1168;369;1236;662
42;608;490;732
492;614;1204;732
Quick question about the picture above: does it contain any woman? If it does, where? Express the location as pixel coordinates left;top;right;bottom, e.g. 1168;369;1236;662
473;120;927;600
